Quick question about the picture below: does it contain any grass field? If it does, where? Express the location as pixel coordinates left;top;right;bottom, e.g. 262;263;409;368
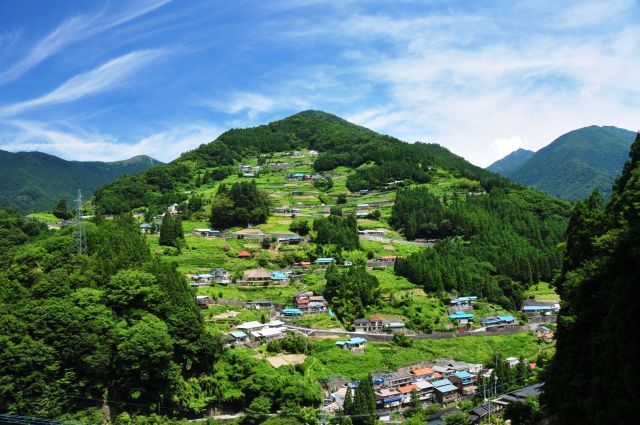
524;282;559;301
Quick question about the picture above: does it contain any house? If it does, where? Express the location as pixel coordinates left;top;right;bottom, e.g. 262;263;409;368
296;261;311;269
385;371;413;388
356;203;370;210
410;367;437;382
468;404;497;424
281;308;303;317
270;271;290;283
236;321;266;332
343;260;353;266
314;257;336;266
414;380;434;401
167;204;179;216
358;229;386;237
398;384;418;404
522;302;560;316
386;320;406;331
192;228;221;237
237;251;252;258
196;295;213;308
505;357;520;367
431;379;460;404
449;371;477;396
243;268;271;282
245;300;275;310
450;296;478;309
229;331;248;345
139;223;152;233
277;235;302;244
354;319;371;332
448;311;474;324
191;273;213;285
355;212;369;218
232;228;269;240
375;388;403;409
369;316;384;331
368;256;400;268
480;315;516;326
294;291;327;313
212;268;231;285
336;337;367;350
287;172;307;180
251;327;286;340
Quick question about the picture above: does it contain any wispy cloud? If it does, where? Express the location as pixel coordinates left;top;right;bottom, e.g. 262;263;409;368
0;119;220;162
0;0;170;84
0;49;166;116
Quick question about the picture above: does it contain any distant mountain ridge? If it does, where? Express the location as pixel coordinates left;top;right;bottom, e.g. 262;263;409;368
487;148;535;174
487;126;637;200
0;150;161;212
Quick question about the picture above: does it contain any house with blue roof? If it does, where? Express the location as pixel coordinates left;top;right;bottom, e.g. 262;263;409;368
270;271;289;282
314;257;336;266
450;371;477;396
432;378;460;404
336;337;367;350
229;331;248;344
449;311;474;324
480;315;516;326
281;308;303;317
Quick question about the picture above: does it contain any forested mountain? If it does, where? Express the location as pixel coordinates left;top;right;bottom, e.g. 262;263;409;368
542;133;640;424
94;110;511;214
486;148;534;174
494;126;636;200
0;150;161;212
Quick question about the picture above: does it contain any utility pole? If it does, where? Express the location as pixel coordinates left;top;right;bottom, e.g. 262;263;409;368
73;189;88;255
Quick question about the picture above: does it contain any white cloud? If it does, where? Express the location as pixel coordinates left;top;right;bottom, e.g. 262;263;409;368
0;49;166;116
0;0;170;84
0;120;220;162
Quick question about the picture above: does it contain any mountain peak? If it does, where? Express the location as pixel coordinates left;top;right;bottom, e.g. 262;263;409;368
487;148;535;174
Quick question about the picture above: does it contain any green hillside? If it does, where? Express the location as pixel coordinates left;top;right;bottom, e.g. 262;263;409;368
502;126;636;200
487;148;535;174
0;151;161;212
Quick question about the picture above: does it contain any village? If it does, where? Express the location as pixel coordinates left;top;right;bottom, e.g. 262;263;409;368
90;149;558;423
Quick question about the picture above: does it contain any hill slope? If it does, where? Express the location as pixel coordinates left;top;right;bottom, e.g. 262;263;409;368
0;150;161;212
502;126;636;200
487;148;534;174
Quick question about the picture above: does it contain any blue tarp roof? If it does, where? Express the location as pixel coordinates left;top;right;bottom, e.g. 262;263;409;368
435;384;459;393
498;315;516;321
431;379;453;387
454;371;472;379
230;331;247;338
383;396;403;403
347;337;367;345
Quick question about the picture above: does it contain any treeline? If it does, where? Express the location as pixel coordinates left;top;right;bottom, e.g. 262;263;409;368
543;134;640;424
94;143;236;214
393;186;568;309
210;181;271;229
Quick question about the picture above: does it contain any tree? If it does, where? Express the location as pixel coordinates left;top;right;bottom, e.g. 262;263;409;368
159;213;175;246
243;395;272;425
52;199;72;220
351;374;376;425
442;411;472;425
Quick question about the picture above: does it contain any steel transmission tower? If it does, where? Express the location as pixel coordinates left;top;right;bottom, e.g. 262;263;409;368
73;189;88;254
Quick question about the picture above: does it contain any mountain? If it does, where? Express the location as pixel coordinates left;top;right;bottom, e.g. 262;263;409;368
543;134;640;424
487;148;535;174
497;126;636;200
0;150;161;212
95;110;512;214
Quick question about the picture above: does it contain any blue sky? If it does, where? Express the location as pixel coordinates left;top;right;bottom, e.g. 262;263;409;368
1;0;639;166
